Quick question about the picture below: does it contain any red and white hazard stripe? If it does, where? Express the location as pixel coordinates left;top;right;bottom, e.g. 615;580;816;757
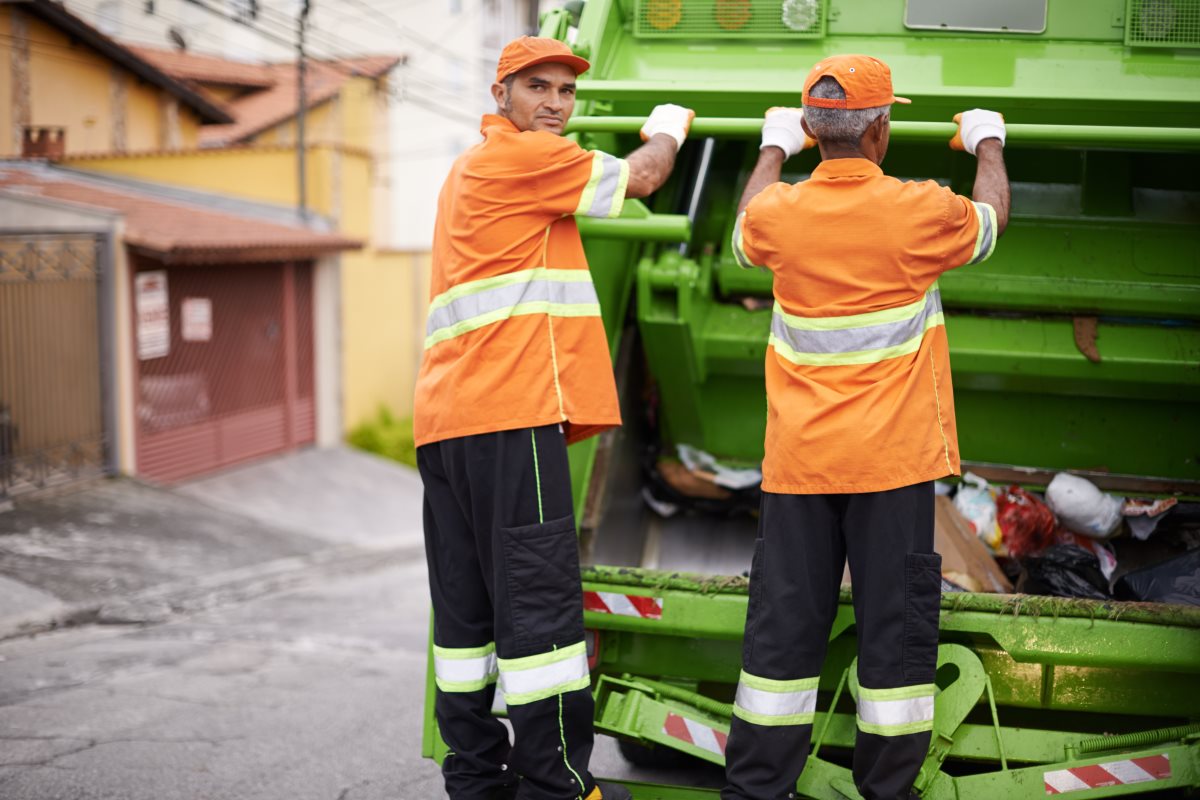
583;590;663;620
1044;754;1171;794
663;712;727;758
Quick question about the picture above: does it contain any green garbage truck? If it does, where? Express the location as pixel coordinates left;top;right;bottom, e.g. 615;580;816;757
423;0;1200;796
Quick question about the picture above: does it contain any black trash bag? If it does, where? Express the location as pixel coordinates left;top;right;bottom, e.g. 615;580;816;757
1016;545;1110;600
1114;548;1200;606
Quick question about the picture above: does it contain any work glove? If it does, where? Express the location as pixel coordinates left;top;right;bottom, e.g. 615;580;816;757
760;107;816;157
950;109;1006;155
640;104;695;152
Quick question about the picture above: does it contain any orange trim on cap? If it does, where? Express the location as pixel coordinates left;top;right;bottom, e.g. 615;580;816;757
496;36;590;82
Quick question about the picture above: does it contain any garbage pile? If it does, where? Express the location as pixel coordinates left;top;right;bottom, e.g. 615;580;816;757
643;444;1200;606
951;471;1199;606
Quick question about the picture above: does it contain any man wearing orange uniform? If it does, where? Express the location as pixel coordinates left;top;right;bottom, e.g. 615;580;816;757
413;36;693;800
721;56;1010;800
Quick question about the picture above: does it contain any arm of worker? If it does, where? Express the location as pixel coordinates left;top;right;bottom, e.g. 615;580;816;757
624;104;696;198
737;108;815;215
951;109;1011;235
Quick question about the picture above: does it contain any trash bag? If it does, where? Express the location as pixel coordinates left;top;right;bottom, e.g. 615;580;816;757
1017;545;1111;600
1114;548;1200;606
997;485;1057;558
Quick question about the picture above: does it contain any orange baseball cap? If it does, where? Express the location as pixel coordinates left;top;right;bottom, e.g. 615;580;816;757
495;36;590;82
802;54;911;110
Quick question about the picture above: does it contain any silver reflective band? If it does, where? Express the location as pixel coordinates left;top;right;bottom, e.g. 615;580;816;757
731;671;819;726
424;268;601;349
433;643;498;693
856;683;936;736
769;287;944;367
731;211;762;270
968;201;997;265
575;151;629;219
497;641;590;706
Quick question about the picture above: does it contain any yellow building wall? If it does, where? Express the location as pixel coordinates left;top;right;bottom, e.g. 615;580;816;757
0;10;202;156
341;249;430;426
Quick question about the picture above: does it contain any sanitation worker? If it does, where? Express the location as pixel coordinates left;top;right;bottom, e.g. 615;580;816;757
722;55;1010;800
412;35;693;800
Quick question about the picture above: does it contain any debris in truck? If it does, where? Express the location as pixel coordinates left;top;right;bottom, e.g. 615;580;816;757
1017;544;1114;600
997;484;1058;558
676;444;762;491
934;496;1013;593
953;471;1003;553
1056;529;1119;582
1124;497;1179;541
656;458;733;501
1114;548;1200;606
1045;472;1125;539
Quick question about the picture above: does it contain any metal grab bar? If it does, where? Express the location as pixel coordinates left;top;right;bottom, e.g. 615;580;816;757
566;116;1200;151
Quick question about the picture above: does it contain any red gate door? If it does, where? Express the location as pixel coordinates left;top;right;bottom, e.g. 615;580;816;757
133;257;315;483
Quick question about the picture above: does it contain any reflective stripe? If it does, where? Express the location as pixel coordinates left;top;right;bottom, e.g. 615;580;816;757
731;212;762;270
856;683;935;736
731;670;819;726
433;642;498;693
497;641;590;706
967;201;997;265
769;287;944;367
424;268;601;349
575;152;629;219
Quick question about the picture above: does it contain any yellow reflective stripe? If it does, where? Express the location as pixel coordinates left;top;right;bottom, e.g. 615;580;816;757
424;301;601;349
856;682;936;736
575;152;605;217
770;312;944;367
434;642;498;693
731;212;763;270
498;641;590;706
773;293;929;332
967;201;998;265
733;670;819;726
428;268;592;312
574;152;629;219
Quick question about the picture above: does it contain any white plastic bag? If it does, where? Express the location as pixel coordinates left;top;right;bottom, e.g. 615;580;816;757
954;472;1003;553
1044;473;1124;539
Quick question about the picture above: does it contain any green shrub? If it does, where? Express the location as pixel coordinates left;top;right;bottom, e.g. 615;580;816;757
347;406;417;468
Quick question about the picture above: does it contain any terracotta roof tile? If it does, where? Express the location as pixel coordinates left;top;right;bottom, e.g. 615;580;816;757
129;46;277;88
198;55;401;146
0;167;361;264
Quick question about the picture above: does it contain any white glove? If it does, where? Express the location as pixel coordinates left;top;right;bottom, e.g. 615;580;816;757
640;104;695;152
950;109;1006;155
760;107;815;157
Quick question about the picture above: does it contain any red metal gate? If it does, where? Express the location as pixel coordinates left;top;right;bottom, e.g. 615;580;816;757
133;255;315;483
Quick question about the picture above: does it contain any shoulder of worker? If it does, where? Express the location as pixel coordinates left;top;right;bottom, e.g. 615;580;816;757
744;181;798;218
485;126;591;170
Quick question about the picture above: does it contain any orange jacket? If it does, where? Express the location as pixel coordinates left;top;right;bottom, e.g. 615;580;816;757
413;115;629;448
733;158;998;493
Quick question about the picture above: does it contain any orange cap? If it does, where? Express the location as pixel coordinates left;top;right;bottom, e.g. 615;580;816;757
801;54;911;110
495;36;590;83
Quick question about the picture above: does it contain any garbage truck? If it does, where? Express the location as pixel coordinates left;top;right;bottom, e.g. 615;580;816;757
423;0;1200;796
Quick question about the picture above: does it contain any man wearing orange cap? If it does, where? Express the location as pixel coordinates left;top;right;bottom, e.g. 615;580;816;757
722;56;1009;799
413;35;693;800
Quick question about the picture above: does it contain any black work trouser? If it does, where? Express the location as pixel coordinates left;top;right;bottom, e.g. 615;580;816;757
723;482;941;800
418;424;596;800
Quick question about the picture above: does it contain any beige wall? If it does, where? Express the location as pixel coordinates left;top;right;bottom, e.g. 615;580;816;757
340;249;429;427
0;9;202;157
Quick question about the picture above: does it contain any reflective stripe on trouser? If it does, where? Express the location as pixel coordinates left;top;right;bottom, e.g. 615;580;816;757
419;425;597;800
769;285;944;367
434;642;499;693
722;485;939;800
424;268;601;350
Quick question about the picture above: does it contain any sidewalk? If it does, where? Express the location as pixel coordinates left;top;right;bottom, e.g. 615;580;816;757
0;446;425;640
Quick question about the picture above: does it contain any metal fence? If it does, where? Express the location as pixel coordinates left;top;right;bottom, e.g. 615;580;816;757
0;233;108;501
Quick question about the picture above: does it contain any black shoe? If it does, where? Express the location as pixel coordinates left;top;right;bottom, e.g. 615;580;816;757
590;781;633;800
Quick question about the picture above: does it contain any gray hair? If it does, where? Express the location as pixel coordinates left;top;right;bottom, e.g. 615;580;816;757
803;77;889;146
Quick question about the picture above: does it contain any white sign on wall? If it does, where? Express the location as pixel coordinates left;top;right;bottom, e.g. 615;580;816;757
181;297;213;342
135;270;170;360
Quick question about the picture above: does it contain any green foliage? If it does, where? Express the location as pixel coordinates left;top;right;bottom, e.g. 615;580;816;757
347;406;417;468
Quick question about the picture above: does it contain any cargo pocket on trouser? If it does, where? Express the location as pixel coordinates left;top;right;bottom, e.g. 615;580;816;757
741;537;766;665
500;514;585;653
902;552;942;684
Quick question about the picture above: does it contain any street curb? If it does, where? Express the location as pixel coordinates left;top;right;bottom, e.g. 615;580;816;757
0;539;425;642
